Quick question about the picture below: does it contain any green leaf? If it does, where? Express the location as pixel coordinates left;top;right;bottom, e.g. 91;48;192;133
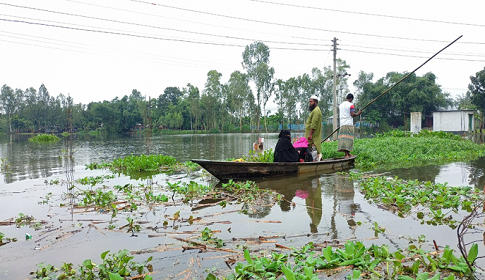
412;260;420;274
205;273;217;280
101;250;110;260
323;246;333;262
109;273;124;280
244;249;253;266
467;243;478;263
281;265;296;280
352;269;361;279
416;272;429;280
397;276;415;280
304;266;314;278
82;259;94;270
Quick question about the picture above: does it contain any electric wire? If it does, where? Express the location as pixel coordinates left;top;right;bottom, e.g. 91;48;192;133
0;2;330;48
126;0;481;44
0;30;236;68
248;0;485;28
61;0;315;43
341;48;485;63
0;18;332;51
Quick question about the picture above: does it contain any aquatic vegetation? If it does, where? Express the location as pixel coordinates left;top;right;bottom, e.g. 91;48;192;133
15;213;35;228
111;154;177;172
49;178;60;185
30;249;153;280
76;175;115;186
200;227;225;248
0;232;17;246
78;189;117;208
1;157;11;173
167;181;212;202
212;241;472;279
356;175;482;228
61;132;70;137
85;154;187;179
221;180;280;204
38;192;53;204
85;162;111;170
320;131;485;170
28;134;61;142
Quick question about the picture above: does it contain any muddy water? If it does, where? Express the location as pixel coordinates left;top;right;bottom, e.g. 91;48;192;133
1;133;485;279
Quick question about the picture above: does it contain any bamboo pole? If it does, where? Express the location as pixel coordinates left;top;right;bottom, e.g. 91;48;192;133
321;35;462;144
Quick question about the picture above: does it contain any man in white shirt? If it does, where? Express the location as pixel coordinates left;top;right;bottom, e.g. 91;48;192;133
338;94;362;158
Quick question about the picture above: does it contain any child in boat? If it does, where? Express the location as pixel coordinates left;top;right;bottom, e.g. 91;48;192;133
293;137;313;162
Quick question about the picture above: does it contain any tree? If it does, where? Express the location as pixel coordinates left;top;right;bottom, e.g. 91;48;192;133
357;71;452;129
242;41;274;131
0;85;23;132
186;83;200;130
470;67;485;113
226;71;251;131
38;84;50;130
202;70;223;130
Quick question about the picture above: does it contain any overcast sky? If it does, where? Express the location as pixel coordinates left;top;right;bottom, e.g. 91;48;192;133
1;0;484;112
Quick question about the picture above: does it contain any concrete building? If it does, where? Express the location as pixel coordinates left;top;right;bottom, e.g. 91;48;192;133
432;110;475;132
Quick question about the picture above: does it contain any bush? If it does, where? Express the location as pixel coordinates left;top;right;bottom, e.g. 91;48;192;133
241;124;251;133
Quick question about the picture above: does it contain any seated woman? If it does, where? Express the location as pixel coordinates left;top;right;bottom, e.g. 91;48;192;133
293;137;313;162
273;130;299;162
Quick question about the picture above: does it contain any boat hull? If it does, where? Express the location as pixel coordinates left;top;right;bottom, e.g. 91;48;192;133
191;157;356;180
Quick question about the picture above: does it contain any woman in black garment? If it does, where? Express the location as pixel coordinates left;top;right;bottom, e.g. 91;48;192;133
273;129;299;162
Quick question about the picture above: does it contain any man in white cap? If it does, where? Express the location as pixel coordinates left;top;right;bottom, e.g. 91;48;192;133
305;95;322;161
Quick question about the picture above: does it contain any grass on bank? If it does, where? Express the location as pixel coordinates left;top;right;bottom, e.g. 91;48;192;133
320;130;485;170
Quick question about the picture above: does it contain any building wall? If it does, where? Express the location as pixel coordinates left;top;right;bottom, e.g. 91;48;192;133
433;111;474;132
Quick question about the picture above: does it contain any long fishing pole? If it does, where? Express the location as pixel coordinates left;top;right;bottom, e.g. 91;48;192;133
321;34;463;144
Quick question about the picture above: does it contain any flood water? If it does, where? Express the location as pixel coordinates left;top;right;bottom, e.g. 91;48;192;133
1;133;485;279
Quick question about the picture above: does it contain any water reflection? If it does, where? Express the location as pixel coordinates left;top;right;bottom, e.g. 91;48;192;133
256;172;359;238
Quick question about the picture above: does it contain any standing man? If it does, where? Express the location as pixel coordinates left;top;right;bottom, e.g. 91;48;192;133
338;93;362;158
305;95;322;161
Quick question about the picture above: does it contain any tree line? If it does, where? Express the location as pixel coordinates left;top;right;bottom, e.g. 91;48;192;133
1;41;483;134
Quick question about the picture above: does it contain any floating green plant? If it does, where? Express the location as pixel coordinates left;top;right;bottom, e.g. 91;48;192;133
76;175;115;186
211;241;472;279
200;227;224;248
0;232;17;246
356;175;482;228
30;249;153;280
28;134;61;142
1;157;11;173
85;154;184;179
78;189;117;208
320;130;485;170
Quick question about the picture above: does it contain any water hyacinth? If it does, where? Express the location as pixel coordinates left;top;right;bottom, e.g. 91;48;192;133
320;130;485;170
28;134;61;142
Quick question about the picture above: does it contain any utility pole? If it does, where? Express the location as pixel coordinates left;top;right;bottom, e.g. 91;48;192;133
332;37;338;140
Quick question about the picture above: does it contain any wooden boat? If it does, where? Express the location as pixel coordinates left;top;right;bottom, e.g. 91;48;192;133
191;156;356;181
